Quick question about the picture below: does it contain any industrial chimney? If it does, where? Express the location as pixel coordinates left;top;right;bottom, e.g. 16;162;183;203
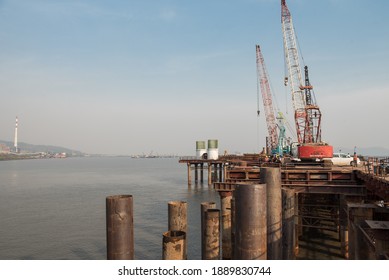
14;116;18;153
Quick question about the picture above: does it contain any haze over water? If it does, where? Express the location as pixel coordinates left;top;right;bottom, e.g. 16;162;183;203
0;157;218;260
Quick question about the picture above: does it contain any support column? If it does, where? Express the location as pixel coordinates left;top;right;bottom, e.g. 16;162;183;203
168;201;188;259
106;195;134;260
219;164;223;182
187;163;192;186
234;183;267;260
204;209;221;260
162;231;186;260
194;164;198;184
200;163;204;183
213;164;218;182
220;191;232;259
260;167;282;260
282;188;295;260
168;201;188;232
201;202;216;260
208;164;212;185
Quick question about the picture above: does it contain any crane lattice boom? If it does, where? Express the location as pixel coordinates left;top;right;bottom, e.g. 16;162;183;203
281;0;322;144
281;0;332;160
256;45;278;150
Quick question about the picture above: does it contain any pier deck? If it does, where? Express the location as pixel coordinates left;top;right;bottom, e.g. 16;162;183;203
180;156;389;201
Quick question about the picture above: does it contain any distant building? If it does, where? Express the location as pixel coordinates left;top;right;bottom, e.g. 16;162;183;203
0;144;11;153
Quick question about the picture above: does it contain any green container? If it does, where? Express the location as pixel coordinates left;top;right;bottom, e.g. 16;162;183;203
196;141;206;150
208;139;218;149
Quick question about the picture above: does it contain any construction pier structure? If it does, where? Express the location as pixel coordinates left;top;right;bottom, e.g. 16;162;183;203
179;155;389;260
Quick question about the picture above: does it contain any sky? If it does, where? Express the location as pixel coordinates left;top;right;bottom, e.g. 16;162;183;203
0;0;388;155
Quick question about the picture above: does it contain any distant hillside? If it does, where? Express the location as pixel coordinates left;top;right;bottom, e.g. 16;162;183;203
335;146;389;157
0;140;84;156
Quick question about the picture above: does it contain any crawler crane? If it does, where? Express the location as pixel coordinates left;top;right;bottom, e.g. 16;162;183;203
256;45;278;152
281;0;333;160
256;45;290;156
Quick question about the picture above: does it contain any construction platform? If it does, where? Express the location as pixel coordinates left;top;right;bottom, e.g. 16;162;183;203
179;155;389;260
180;155;389;200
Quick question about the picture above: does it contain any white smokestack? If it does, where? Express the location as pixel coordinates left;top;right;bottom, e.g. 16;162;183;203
14;116;18;153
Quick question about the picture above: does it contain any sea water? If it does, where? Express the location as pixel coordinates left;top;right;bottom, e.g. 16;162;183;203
0;157;219;260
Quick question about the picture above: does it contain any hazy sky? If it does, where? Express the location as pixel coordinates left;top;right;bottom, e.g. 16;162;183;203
1;0;388;155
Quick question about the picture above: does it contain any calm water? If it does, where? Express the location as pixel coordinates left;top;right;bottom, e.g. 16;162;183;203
0;157;219;260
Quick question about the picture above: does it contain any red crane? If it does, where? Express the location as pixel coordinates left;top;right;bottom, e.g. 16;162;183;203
281;0;333;160
256;45;278;151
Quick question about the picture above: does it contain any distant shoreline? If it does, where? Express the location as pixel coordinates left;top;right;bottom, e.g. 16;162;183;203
0;153;41;161
0;153;74;161
0;153;181;161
